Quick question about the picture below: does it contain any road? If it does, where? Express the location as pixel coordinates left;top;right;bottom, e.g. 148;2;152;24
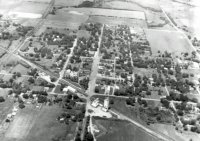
52;38;77;92
110;109;174;141
88;24;105;97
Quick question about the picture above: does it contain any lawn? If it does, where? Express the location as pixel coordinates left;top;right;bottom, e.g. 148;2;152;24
92;117;160;141
145;29;194;56
3;105;77;141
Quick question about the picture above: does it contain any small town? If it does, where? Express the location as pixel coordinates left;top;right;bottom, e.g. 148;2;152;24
0;0;200;141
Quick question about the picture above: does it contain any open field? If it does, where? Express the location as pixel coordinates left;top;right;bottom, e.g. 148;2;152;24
8;1;49;18
87;16;147;27
55;0;84;6
2;105;77;141
67;8;146;20
97;0;160;11
46;7;146;29
160;0;200;38
145;29;194;56
92;0;173;29
92;117;160;141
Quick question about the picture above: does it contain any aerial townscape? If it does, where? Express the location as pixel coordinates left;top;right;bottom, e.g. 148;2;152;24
0;0;200;141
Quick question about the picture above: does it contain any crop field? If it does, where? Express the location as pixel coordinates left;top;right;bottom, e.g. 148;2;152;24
92;117;160;141
145;29;194;56
3;105;76;141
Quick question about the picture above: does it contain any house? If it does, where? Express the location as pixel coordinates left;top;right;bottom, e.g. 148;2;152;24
104;98;109;109
105;86;111;95
63;86;76;93
91;98;99;108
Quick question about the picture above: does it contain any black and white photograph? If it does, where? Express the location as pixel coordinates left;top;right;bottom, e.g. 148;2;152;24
0;0;200;141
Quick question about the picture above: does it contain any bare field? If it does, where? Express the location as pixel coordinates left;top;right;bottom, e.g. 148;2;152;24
145;29;194;56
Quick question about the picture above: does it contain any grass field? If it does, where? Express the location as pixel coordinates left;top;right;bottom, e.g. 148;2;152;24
92;117;160;141
3;105;77;141
145;29;194;56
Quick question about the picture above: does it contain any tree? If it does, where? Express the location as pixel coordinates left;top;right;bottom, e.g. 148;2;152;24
28;77;35;83
16;72;21;77
110;99;114;105
146;91;151;95
23;94;29;99
0;96;5;102
19;103;25;109
84;132;94;141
